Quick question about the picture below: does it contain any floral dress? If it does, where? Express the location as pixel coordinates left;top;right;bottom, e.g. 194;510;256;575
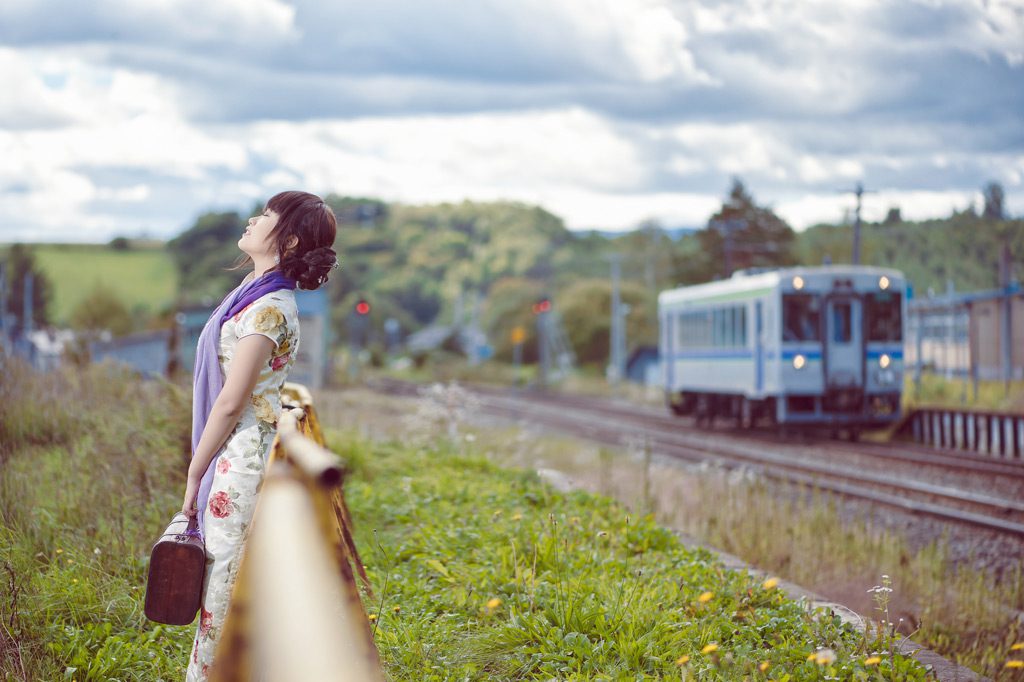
185;289;299;681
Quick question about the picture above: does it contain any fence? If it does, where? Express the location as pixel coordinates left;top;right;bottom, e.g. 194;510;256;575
209;383;383;682
898;406;1024;459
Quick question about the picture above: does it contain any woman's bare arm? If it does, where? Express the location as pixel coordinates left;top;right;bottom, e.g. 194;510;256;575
181;334;276;516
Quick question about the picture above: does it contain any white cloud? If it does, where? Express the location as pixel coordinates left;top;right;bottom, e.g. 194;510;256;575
246;108;648;202
0;48;76;128
0;0;1021;242
1;0;298;50
774;188;981;229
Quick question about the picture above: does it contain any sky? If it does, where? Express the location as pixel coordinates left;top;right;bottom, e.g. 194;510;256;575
1;0;1022;242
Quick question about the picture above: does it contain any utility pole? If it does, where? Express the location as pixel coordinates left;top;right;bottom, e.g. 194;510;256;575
535;299;551;388
839;182;876;265
0;260;7;347
1000;237;1013;395
607;255;627;384
23;272;33;338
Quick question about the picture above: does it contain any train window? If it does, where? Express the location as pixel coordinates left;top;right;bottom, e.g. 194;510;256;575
832;302;852;343
737;306;747;345
867;292;902;341
782;294;821;341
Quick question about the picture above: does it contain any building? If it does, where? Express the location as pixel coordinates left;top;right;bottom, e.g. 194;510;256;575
175;289;333;388
906;285;1023;382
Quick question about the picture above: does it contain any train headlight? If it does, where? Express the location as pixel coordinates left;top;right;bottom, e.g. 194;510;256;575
793;354;806;370
879;353;891;369
793;275;805;290
879;275;890;290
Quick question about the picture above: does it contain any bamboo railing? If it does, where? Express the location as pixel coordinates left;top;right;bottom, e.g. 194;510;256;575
208;383;383;682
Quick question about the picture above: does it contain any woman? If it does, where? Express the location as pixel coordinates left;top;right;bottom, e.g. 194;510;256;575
181;190;338;681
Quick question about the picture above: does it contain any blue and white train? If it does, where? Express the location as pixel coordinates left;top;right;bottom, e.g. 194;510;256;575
658;266;906;434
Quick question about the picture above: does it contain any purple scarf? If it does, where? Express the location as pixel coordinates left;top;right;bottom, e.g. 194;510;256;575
191;270;296;538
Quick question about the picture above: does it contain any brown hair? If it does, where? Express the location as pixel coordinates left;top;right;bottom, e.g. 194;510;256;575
234;191;338;290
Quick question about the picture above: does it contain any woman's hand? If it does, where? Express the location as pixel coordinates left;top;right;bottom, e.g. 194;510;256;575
182;476;200;518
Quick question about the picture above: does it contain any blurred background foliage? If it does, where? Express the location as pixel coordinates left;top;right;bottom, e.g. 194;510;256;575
3;179;1021;369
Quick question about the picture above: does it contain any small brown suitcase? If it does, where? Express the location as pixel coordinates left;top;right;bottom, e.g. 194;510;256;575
144;511;207;625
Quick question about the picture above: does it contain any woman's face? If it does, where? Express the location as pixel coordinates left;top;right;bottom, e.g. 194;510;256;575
238;207;280;258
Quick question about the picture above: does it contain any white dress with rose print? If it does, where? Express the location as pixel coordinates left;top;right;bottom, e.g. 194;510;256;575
185;289;299;681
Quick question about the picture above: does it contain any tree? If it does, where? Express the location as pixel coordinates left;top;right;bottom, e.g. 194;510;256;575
2;244;52;335
692;178;797;280
167;211;247;302
557;278;657;366
883;207;902;225
70;283;133;336
982;181;1006;221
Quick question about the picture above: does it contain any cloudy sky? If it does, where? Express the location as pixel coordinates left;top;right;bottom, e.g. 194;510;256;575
1;0;1022;242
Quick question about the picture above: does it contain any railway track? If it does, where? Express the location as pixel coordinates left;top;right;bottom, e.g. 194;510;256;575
369;378;1024;538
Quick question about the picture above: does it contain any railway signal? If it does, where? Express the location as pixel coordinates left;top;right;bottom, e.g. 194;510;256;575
532;298;551;315
354;299;370;316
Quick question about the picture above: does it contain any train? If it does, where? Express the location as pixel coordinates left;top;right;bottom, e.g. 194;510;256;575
657;266;906;437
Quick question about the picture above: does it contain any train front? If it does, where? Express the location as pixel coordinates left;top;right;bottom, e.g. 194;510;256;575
780;268;905;430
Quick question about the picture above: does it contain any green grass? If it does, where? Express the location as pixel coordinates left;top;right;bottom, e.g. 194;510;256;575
331;430;931;680
903;372;1024;412
317;386;1024;679
0;358;194;681
28;243;178;324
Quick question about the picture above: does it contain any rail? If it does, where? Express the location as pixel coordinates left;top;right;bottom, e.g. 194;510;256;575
896;406;1024;459
208;383;383;682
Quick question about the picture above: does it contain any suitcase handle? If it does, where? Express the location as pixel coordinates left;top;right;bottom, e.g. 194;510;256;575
170;511;202;541
184;513;201;538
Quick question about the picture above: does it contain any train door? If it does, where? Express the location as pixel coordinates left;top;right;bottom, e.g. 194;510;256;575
825;296;863;389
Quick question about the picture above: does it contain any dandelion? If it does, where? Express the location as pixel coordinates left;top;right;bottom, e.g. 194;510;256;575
1006;660;1024;669
367;613;378;622
392;606;401;613
759;660;770;672
698;591;714;603
486;597;502;610
66;559;74;565
512;513;522;521
675;655;690;666
701;643;719;654
56;549;63;554
1012;643;1024;651
813;649;836;665
72;578;78;583
762;577;779;589
807;653;817;661
864;656;882;666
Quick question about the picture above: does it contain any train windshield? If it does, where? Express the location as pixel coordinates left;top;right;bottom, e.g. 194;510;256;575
867;292;902;342
782;294;821;341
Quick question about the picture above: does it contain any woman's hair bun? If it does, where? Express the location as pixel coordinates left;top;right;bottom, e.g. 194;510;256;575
280;245;337;290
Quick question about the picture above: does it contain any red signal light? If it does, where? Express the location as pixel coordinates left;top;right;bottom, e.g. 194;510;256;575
532;299;551;314
355;300;370;315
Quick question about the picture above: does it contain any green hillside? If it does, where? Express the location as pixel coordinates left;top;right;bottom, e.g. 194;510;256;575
5;194;1021;361
22;243;178;325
